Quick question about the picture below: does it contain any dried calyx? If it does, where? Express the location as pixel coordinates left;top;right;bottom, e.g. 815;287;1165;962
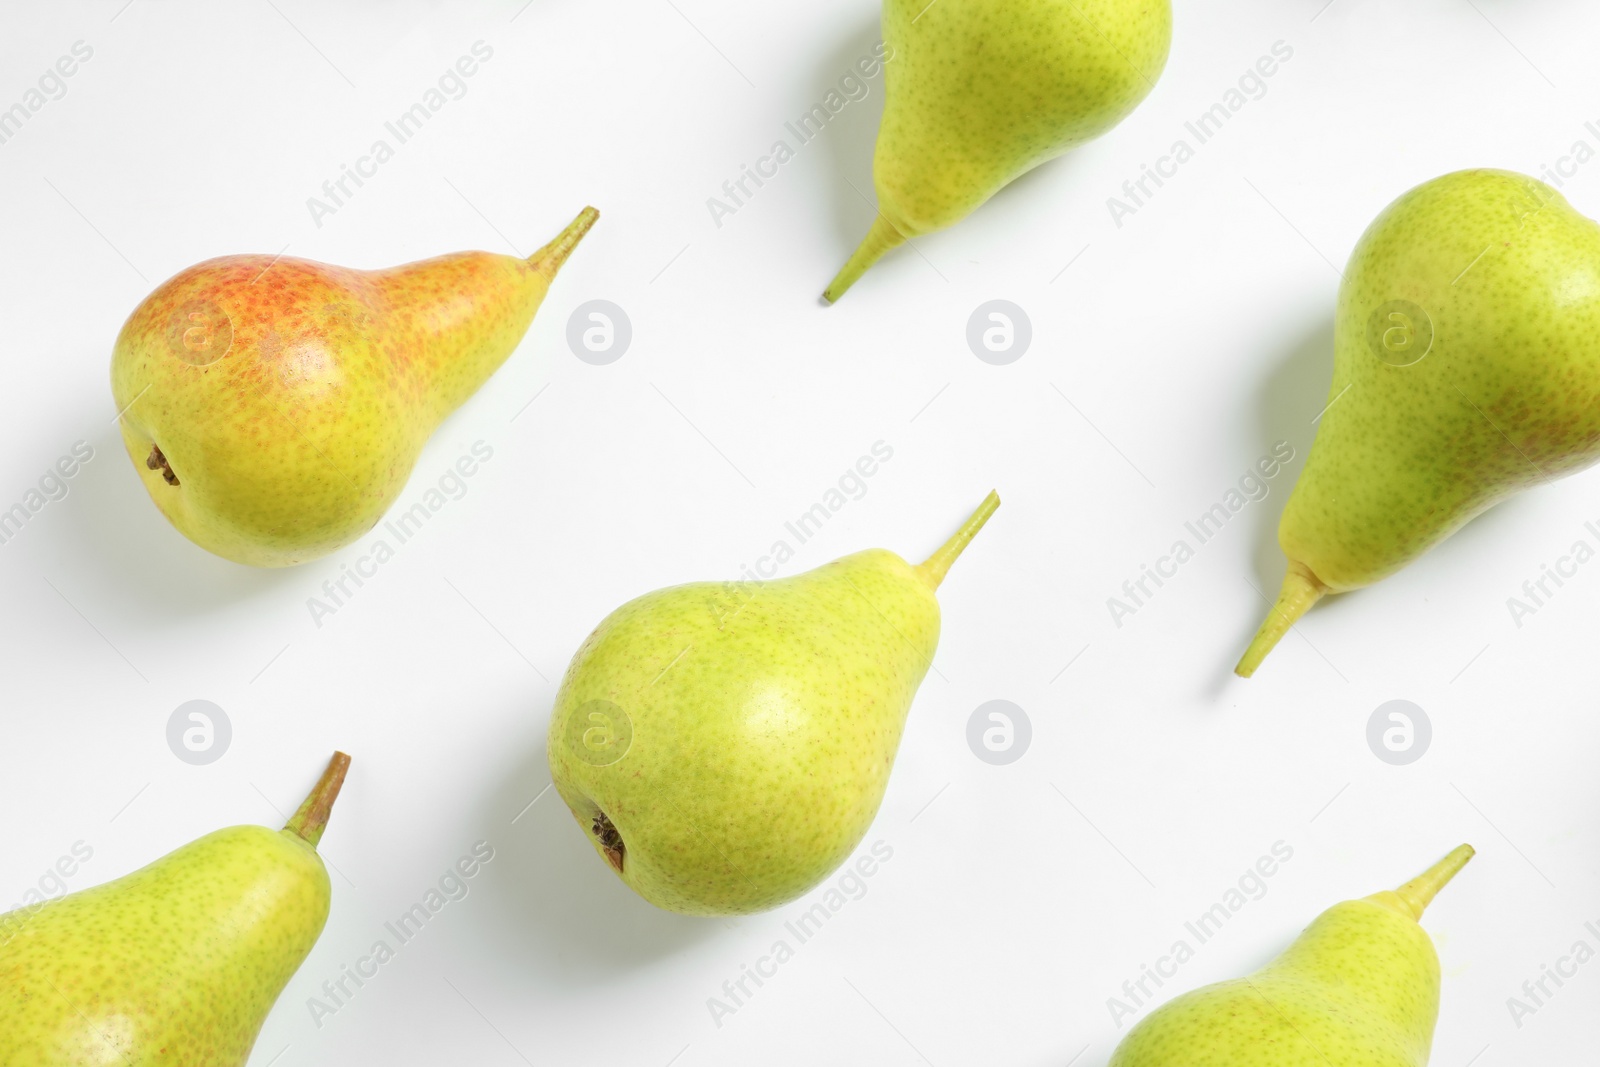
592;812;625;872
146;444;179;486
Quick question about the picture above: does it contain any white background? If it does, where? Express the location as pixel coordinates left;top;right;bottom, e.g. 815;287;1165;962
0;0;1595;1063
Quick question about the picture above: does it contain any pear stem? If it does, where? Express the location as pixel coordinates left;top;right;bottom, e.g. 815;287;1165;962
1234;559;1328;677
529;206;600;275
916;491;1000;590
1393;844;1475;920
823;216;907;303
284;752;352;850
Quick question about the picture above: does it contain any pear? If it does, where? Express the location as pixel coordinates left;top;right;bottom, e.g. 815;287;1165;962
0;752;350;1065
1109;845;1474;1067
111;208;598;566
1238;170;1600;676
546;492;999;915
823;0;1171;301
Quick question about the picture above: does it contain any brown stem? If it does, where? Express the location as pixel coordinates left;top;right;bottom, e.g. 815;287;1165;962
284;752;352;849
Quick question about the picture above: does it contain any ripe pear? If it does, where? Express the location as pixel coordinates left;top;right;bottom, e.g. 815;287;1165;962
823;0;1171;301
546;492;999;915
1109;845;1474;1067
0;753;350;1065
111;208;598;566
1239;169;1600;676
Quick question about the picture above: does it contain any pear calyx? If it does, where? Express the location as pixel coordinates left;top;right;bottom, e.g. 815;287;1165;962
916;491;1001;590
1385;844;1475;921
145;444;179;486
1235;559;1328;677
284;751;352;849
530;206;600;275
592;812;625;873
823;216;908;303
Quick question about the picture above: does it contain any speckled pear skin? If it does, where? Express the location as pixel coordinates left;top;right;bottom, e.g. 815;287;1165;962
1237;171;1600;675
1289;170;1600;589
111;207;597;567
825;0;1170;299
0;829;327;1067
0;754;350;1066
547;494;998;916
1109;847;1473;1067
878;0;1171;234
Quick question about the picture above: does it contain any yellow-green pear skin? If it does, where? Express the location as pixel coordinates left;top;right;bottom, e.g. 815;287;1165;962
824;0;1171;300
111;208;597;567
1239;169;1600;675
547;492;999;916
1109;846;1474;1067
0;753;350;1066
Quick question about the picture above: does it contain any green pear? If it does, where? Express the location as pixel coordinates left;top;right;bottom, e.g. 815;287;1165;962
1239;169;1600;676
546;492;999;915
111;208;597;567
823;0;1171;301
0;753;351;1065
1109;845;1474;1067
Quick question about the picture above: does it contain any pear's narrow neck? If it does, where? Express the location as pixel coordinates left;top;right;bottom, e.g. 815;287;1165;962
392;207;597;420
915;491;1000;590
